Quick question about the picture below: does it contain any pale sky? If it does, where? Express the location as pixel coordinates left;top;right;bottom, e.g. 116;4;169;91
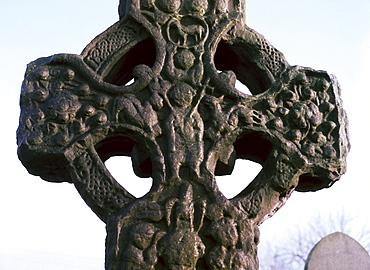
1;0;369;269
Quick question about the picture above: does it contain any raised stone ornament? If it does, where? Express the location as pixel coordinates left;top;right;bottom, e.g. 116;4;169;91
17;0;349;269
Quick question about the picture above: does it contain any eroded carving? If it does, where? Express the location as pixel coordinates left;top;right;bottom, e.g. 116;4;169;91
17;0;349;269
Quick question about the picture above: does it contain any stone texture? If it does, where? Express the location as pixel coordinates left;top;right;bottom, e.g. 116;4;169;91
305;232;370;270
17;0;349;269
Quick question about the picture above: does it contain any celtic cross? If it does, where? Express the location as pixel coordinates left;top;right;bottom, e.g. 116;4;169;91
17;0;349;269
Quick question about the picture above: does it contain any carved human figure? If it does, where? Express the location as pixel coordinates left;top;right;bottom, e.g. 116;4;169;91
166;47;204;86
115;91;163;137
206;217;249;269
203;95;232;140
155;0;182;14
159;230;205;269
165;83;204;180
159;184;206;269
214;0;229;14
184;0;208;15
122;223;163;270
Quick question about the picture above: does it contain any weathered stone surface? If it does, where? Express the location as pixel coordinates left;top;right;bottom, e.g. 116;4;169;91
17;0;349;269
305;232;370;270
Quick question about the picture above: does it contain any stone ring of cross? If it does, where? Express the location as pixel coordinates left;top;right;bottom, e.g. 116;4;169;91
17;0;349;269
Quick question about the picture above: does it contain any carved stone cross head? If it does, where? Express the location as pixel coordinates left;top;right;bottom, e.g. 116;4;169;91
17;0;349;269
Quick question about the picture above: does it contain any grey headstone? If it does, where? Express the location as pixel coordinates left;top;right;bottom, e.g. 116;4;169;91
305;232;370;270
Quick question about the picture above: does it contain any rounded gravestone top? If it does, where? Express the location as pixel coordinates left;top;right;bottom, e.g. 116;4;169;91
305;232;370;270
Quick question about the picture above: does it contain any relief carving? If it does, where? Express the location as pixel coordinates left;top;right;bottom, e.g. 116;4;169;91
17;0;349;269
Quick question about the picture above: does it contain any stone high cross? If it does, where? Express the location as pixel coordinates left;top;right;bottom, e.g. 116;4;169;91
17;0;349;269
